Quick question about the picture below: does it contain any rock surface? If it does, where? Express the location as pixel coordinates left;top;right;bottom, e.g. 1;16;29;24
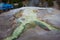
0;7;60;40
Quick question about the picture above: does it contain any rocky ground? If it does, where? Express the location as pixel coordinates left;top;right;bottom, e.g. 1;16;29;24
0;8;60;40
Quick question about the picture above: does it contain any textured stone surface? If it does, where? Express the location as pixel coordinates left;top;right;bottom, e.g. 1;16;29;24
0;8;60;40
